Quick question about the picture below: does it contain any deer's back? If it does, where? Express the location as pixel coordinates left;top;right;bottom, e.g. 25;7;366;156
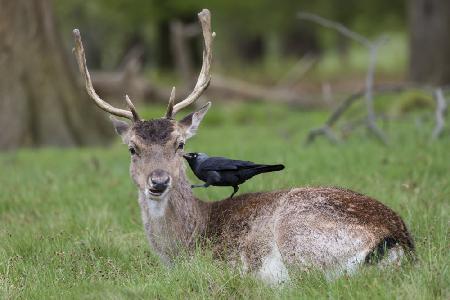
206;187;414;279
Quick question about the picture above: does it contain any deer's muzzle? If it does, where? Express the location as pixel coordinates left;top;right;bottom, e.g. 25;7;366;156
148;169;171;196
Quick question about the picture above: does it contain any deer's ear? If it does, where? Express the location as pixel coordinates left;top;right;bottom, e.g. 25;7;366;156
110;116;130;143
179;102;211;140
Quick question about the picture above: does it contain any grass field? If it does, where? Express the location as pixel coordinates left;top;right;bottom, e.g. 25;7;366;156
1;102;449;299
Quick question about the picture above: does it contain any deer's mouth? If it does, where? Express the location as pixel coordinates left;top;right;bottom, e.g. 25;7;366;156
146;182;171;200
149;188;164;197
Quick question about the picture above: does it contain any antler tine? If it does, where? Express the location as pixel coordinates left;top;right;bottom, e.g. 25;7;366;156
125;94;141;121
73;29;135;121
168;9;214;118
165;87;176;119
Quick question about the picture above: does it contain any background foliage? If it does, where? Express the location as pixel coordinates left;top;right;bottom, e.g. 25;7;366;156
55;0;407;71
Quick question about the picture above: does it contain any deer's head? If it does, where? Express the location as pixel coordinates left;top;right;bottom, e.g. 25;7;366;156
73;9;214;200
109;103;210;199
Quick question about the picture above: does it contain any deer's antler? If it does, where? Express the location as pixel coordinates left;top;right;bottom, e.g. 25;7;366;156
166;9;215;119
73;29;140;122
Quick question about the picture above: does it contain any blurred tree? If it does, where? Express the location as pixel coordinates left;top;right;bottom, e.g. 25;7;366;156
0;0;114;150
54;0;407;74
409;0;450;85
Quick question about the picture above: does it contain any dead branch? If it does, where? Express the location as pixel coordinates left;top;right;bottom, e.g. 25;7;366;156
365;38;389;145
340;113;390;137
298;12;389;145
304;84;446;144
305;126;340;145
305;89;363;144
432;88;448;140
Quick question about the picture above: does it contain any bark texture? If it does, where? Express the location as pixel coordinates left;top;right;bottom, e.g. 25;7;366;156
409;0;450;85
0;0;113;150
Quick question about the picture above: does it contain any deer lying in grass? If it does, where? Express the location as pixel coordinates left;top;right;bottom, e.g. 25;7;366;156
73;9;414;283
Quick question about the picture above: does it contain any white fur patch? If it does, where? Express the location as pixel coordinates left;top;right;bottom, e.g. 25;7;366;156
339;250;368;277
327;245;406;279
258;241;290;284
379;246;404;268
292;225;371;280
325;249;368;281
145;191;169;218
240;253;249;274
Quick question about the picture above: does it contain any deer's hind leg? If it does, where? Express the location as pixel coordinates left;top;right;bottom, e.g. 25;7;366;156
238;221;290;284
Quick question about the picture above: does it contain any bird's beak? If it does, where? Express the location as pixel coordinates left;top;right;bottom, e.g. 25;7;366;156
183;153;192;159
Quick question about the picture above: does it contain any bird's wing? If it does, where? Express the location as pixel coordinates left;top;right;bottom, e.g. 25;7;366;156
199;157;257;171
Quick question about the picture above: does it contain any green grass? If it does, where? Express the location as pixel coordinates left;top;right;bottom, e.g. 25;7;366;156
1;102;449;299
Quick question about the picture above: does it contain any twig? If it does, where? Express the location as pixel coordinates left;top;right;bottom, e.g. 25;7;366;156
432;88;447;140
305;125;339;145
297;12;371;47
305;90;361;144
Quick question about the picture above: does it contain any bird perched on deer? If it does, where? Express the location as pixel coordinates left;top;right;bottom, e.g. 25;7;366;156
183;152;285;198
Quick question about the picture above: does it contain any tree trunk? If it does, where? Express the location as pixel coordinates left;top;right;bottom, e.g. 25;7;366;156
409;0;450;85
0;0;113;150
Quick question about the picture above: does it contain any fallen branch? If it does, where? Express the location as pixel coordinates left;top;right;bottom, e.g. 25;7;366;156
304;84;448;144
211;74;306;105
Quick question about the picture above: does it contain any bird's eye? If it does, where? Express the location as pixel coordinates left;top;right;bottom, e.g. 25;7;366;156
129;147;136;155
178;142;185;150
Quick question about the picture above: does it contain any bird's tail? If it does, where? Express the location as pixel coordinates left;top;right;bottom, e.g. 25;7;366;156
252;164;285;174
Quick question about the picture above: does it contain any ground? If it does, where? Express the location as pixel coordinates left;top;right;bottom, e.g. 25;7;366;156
0;102;448;299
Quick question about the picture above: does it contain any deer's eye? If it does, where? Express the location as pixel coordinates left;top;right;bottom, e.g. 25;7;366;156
178;142;185;150
129;147;137;155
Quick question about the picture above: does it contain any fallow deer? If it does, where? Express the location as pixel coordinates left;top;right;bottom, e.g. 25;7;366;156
73;9;414;283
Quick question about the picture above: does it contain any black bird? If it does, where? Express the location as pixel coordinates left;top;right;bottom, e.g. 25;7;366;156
183;152;285;198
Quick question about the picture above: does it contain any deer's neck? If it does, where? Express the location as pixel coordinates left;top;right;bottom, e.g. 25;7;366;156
138;170;210;262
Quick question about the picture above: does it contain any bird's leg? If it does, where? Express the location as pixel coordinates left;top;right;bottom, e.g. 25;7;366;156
191;183;210;189
229;186;239;198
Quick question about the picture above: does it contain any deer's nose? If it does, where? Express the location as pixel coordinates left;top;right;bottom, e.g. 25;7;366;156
149;169;171;193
